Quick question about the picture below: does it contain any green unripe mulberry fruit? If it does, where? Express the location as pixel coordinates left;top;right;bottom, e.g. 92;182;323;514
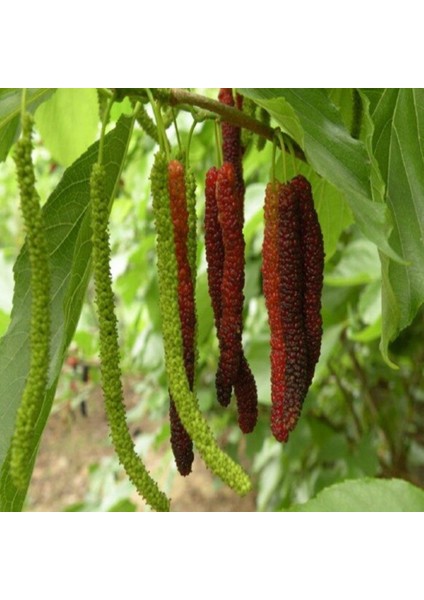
90;161;170;512
10;113;51;490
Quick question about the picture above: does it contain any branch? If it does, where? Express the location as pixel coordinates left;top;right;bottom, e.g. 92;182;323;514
114;88;306;162
172;89;273;134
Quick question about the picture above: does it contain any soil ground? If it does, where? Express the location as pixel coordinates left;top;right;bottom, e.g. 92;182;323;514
26;381;256;512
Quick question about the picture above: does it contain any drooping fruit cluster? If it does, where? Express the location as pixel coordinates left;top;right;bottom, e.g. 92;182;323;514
205;164;258;432
9;91;326;513
202;89;258;433
150;151;251;496
103;92;323;502
262;176;324;442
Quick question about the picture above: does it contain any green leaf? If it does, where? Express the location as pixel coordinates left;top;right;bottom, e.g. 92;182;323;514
0;115;134;511
35;89;99;167
365;89;424;362
358;280;382;325
245;339;271;405
327;89;355;132
289;477;424;512
246;94;304;147
313;323;344;382
0;310;10;338
63;502;85;512
314;178;353;261
0;117;18;162
325;239;380;286
240;88;399;261
0;88;54;161
350;317;381;343
243;183;265;246
349;280;382;342
108;498;137;512
195;271;214;345
35;88;99;167
0;251;14;314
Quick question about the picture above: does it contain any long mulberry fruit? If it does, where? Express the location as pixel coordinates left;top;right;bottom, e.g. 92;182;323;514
205;166;224;326
10;113;51;490
276;183;309;440
290;175;324;388
90;161;170;511
205;165;258;431
218;88;244;202
262;175;323;443
263;181;290;442
215;162;245;406
168;159;195;476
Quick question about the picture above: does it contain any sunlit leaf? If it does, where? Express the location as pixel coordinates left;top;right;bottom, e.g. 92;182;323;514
325;239;380;286
364;89;424;362
35;89;99;167
0;88;54;161
240;88;398;261
289;478;424;512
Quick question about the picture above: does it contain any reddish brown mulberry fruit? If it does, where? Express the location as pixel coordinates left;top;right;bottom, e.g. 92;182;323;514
168;159;196;475
169;398;194;476
205;166;231;405
262;182;309;442
205;166;224;328
205;165;258;430
215;162;245;405
234;356;258;434
290;175;324;388
262;176;324;442
218;88;244;201
263;182;288;441
276;183;310;439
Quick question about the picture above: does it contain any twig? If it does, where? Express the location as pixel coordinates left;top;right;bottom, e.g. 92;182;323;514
114;88;307;162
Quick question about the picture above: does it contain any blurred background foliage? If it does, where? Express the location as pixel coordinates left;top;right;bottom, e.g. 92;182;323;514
1;88;424;511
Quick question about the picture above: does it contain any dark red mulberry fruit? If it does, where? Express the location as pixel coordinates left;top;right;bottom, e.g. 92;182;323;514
205;166;224;329
218;88;244;201
234;356;258;434
215;163;245;405
167;159;196;475
262;176;323;443
290;175;324;388
205;165;258;430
